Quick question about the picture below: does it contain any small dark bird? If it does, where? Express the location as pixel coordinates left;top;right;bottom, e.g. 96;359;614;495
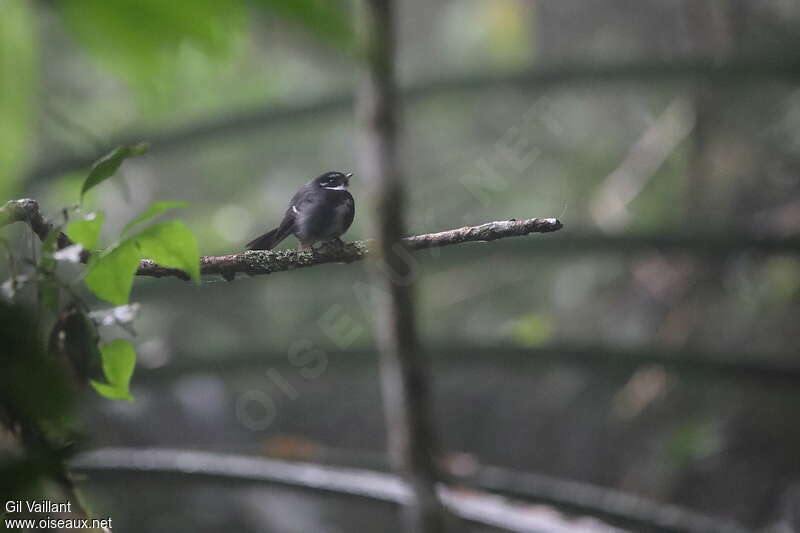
246;171;355;251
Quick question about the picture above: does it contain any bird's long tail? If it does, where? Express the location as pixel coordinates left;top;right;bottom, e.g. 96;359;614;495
246;225;292;250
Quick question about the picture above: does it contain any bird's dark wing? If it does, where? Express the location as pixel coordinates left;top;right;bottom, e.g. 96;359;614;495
342;192;355;232
245;208;295;250
290;183;316;208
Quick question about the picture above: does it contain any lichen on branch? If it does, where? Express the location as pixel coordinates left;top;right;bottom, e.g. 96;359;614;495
1;198;563;281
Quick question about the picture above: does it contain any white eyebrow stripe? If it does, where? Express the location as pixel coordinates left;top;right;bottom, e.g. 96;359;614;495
292;205;300;215
324;184;347;190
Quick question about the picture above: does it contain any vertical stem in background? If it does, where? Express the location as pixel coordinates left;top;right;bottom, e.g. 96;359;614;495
355;1;448;532
683;0;744;226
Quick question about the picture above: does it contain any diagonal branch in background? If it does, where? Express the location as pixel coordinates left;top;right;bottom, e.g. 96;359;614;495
26;55;800;185
590;98;696;231
0;198;563;281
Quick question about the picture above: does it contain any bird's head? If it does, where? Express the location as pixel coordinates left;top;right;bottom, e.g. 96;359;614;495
314;171;353;190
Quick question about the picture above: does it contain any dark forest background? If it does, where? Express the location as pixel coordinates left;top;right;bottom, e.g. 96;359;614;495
2;1;800;531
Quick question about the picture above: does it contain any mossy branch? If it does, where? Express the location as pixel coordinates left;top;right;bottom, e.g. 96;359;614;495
1;198;563;282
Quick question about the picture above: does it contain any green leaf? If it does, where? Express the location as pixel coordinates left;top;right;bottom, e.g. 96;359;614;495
135;221;200;281
80;143;148;200
0;0;37;199
90;339;136;401
122;201;189;236
84;240;143;305
84;219;200;305
251;0;353;48
66;212;105;250
91;381;131;401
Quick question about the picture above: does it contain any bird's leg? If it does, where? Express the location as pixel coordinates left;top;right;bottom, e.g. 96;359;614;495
318;238;345;253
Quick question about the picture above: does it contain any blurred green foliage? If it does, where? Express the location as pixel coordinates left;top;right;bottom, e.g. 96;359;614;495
91;339;137;401
56;0;353;81
0;302;77;498
510;313;554;347
57;0;247;93
0;303;74;426
667;418;723;467
80;143;148;201
441;0;534;70
0;0;37;199
55;0;351;97
251;0;353;48
0;454;56;500
1;0;353;196
760;256;800;303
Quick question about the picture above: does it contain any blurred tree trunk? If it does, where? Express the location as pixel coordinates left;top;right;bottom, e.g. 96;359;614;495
684;0;748;226
355;1;449;532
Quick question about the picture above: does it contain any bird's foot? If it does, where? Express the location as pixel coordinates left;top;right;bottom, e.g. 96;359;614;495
318;238;346;253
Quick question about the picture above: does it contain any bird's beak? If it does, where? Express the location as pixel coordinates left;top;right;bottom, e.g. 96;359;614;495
345;172;354;184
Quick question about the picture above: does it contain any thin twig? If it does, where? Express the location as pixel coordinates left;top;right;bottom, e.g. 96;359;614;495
0;198;563;281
